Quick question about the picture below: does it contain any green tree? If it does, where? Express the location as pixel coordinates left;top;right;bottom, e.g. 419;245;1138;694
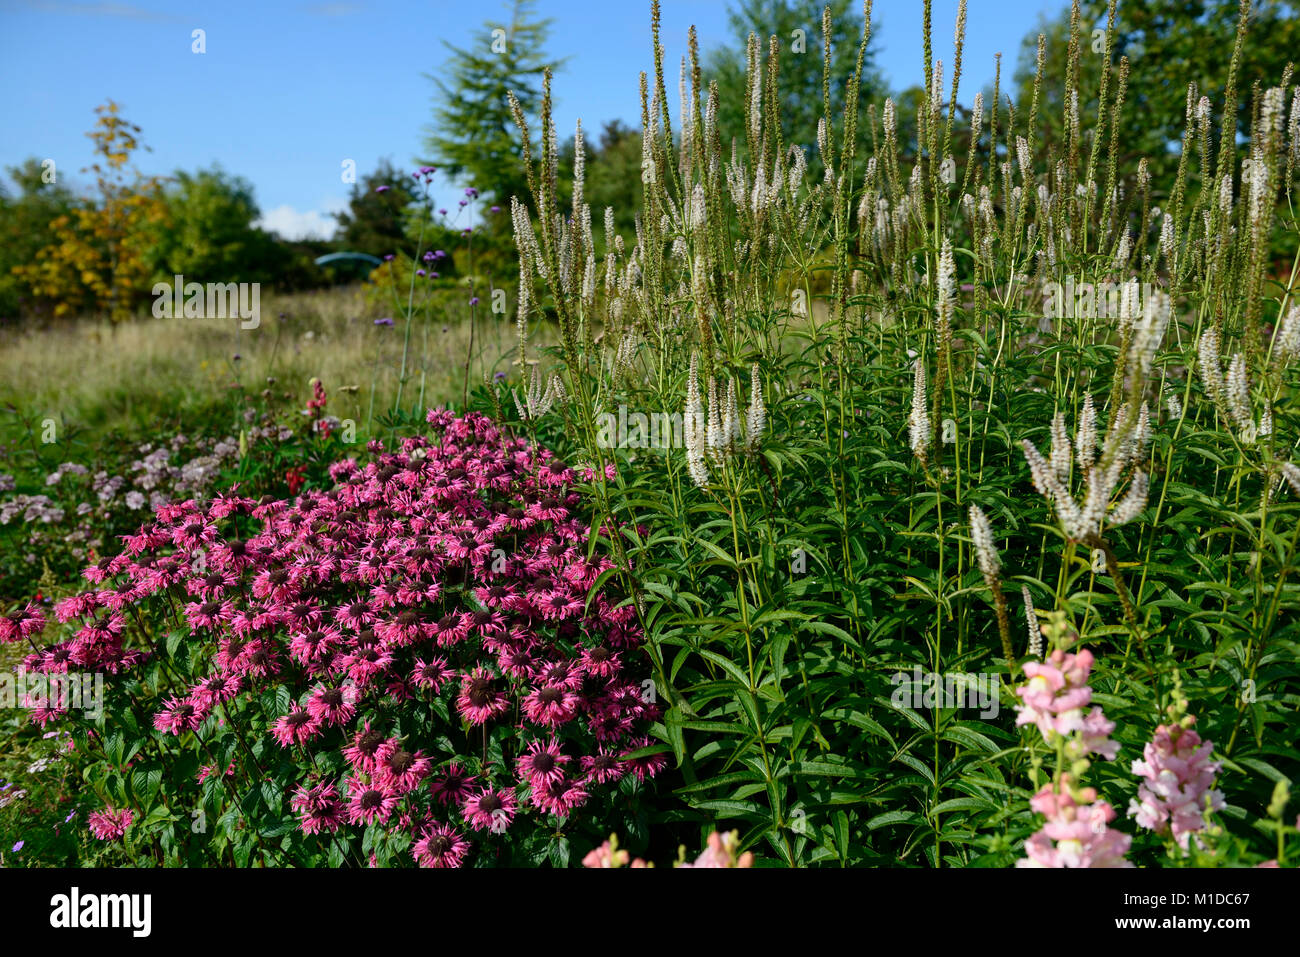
1012;0;1300;193
0;159;76;319
14;100;169;320
333;159;420;260
706;0;884;165
422;0;565;213
150;166;281;283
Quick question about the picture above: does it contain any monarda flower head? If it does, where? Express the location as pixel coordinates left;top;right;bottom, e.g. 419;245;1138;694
87;807;133;841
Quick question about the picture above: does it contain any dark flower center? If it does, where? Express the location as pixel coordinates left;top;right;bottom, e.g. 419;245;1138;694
386;750;415;774
532;753;555;773
468;678;492;707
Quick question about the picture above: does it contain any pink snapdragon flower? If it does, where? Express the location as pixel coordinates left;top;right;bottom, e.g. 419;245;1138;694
582;838;649;868
677;830;755;868
1018;780;1133;868
1014;647;1118;759
1128;717;1224;849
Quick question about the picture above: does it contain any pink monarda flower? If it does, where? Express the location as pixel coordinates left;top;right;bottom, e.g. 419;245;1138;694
1128;717;1225;849
518;738;569;789
522;684;580;727
341;723;390;774
456;667;508;725
272;706;321;748
153;696;206;735
677;830;755;868
189;673;242;708
429;762;477;806
291;782;345;835
374;743;431;794
1018;780;1134;868
287;628;337;667
621;736;669;782
0;602;46;644
581;749;626;786
462;786;517;832
306;683;358;726
88;807;134;841
1013;647;1118;758
346;778;400;826
529;775;589;817
411;656;452;693
411;821;470;868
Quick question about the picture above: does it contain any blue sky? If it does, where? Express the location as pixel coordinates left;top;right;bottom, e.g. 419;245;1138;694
0;0;1066;239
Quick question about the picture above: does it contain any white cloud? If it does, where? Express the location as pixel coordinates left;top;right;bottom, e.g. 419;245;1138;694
256;204;342;241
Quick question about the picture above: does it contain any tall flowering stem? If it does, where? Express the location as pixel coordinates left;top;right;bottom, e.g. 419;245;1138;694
1012;620;1129;867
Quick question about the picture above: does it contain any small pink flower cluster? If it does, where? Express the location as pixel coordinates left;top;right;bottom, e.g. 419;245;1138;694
1128;717;1224;849
1014;647;1118;759
22;410;664;863
87;807;133;841
676;829;755;868
1014;645;1131;866
1018;778;1134;868
582;838;649;868
581;830;756;868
